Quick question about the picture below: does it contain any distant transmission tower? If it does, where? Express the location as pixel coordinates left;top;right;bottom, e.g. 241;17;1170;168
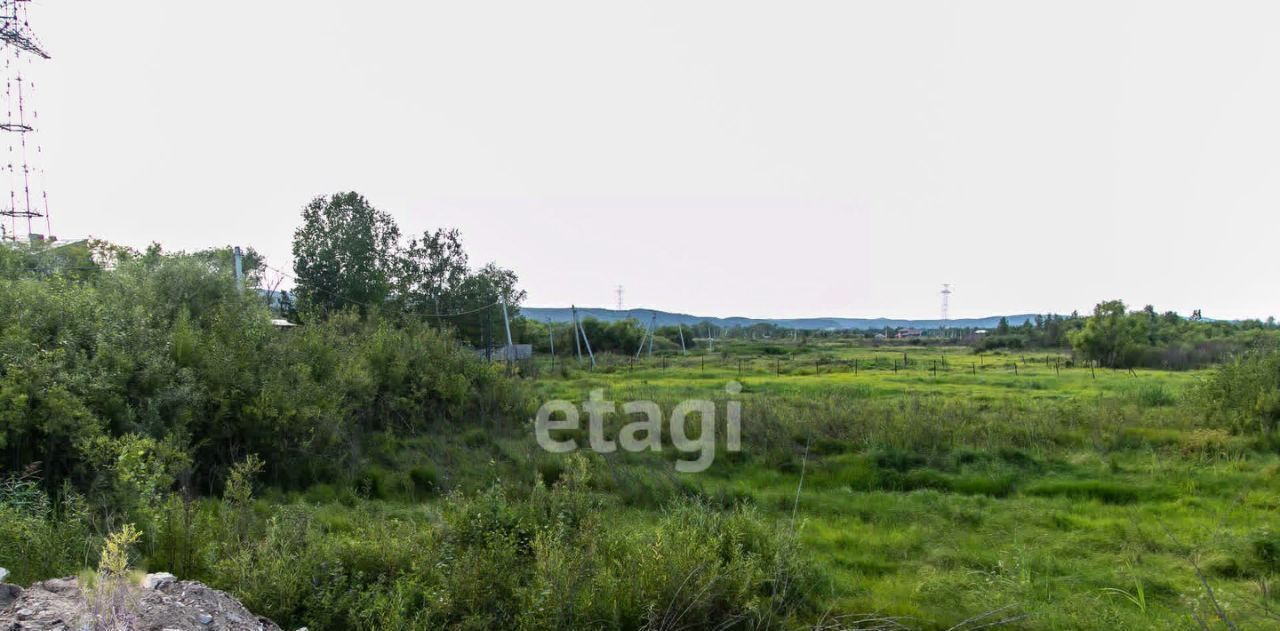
616;285;624;311
940;284;952;331
0;0;51;242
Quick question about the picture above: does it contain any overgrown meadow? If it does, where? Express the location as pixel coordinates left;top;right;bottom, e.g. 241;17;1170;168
536;345;1280;628
3;242;1279;630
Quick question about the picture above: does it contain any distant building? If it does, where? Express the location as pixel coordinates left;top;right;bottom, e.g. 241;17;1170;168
973;329;989;335
478;344;533;361
896;328;923;339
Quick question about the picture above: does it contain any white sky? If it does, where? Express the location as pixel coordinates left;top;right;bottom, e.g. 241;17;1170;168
23;1;1280;319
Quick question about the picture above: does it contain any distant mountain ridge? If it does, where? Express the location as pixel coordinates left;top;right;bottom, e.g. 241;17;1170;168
520;307;1037;331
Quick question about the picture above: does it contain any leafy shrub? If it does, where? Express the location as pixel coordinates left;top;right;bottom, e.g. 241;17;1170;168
1196;350;1280;434
0;248;530;492
1250;528;1280;573
1135;384;1176;408
0;474;94;584
407;465;440;498
174;455;815;630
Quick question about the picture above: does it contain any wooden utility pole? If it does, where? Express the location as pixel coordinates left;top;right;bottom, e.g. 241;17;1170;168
232;246;244;290
648;313;656;357
572;305;582;362
547;319;555;371
500;296;515;374
635;313;653;361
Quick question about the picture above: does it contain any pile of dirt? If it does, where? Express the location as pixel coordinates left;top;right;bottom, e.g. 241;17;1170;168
0;572;289;631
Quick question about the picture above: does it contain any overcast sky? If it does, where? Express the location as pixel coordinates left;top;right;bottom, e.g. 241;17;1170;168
22;1;1280;319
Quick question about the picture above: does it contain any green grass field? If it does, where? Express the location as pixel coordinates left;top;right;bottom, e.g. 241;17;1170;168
526;341;1280;629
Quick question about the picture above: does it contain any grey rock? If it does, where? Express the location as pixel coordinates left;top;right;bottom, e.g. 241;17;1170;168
0;567;8;582
196;612;213;624
0;583;21;609
142;572;178;590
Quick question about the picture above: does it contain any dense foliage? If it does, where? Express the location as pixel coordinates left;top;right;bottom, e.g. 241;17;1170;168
0;218;815;629
1068;300;1276;369
1197;349;1280;436
962;301;1276;370
0;241;525;494
291;192;526;348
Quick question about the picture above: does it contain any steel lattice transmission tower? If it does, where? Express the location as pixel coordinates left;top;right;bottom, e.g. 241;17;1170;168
616;285;624;311
0;0;50;242
940;284;952;330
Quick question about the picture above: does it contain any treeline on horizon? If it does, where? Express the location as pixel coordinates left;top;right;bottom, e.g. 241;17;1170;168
539;303;1277;371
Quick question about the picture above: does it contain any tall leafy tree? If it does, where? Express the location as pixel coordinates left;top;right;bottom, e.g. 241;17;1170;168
292;192;401;316
1070;300;1146;367
996;316;1010;335
450;263;527;347
396;228;471;316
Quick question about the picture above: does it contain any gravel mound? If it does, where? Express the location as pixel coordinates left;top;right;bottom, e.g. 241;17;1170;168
0;572;286;631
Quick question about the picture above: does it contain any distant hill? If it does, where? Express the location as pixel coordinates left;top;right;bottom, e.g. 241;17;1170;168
520;307;1037;331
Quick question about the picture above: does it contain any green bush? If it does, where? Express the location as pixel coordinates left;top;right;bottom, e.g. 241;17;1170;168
0;476;94;584
1197;350;1280;434
407;465;440;498
163;457;817;630
0;248;529;492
